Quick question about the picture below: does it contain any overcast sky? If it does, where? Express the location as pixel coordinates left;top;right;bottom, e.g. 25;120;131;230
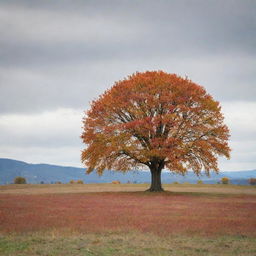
0;0;255;171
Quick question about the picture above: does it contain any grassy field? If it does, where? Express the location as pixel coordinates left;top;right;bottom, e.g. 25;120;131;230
0;184;256;255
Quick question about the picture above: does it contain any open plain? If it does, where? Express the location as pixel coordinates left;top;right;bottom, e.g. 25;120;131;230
0;184;256;255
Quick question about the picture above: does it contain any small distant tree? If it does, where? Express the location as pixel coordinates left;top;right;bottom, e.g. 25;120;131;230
69;180;75;184
55;181;62;184
221;177;229;184
248;178;256;185
40;181;44;184
14;176;26;184
77;180;84;184
173;181;179;184
197;180;203;184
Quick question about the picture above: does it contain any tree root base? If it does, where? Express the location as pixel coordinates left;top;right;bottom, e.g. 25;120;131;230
145;188;165;192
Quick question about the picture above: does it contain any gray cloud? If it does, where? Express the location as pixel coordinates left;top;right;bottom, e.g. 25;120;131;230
0;108;83;147
0;0;255;114
1;1;255;64
1;55;255;113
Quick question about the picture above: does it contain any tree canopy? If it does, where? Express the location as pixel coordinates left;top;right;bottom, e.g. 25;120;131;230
81;71;230;191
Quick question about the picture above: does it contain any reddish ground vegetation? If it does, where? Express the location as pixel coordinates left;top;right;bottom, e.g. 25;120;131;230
0;192;255;236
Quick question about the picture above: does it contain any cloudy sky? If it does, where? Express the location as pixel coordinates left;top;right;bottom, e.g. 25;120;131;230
0;0;255;171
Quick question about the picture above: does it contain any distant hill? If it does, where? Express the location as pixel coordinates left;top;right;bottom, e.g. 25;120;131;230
0;158;255;185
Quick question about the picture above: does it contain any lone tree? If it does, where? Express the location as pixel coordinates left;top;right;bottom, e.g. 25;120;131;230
81;71;230;192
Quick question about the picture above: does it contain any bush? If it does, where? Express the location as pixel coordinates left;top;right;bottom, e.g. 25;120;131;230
14;176;26;184
69;180;75;184
77;180;84;184
221;177;229;184
173;181;179;184
248;178;256;185
112;180;121;184
197;180;203;184
55;181;62;184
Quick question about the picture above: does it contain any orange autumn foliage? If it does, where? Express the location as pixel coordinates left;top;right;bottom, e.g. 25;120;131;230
81;71;230;190
112;180;121;184
221;177;230;184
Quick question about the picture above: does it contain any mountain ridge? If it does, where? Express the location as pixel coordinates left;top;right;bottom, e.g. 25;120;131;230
0;158;255;185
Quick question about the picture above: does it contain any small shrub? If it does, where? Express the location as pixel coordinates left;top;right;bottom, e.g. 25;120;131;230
55;181;62;184
197;180;203;184
112;180;121;184
221;177;229;184
69;180;75;184
183;182;190;185
77;180;84;184
173;181;179;184
14;176;26;184
248;178;256;185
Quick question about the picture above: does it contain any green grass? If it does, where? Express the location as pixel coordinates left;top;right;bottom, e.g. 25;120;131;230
1;231;256;256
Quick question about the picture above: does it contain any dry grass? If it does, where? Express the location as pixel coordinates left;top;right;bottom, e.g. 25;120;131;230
1;183;256;195
0;191;255;237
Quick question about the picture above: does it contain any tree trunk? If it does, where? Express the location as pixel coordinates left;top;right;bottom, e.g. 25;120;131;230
147;166;164;192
